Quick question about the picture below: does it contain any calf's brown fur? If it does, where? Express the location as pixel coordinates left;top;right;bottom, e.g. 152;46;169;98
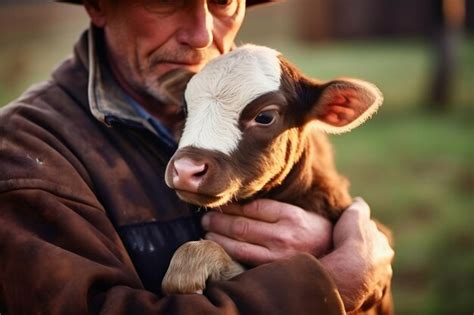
161;45;389;313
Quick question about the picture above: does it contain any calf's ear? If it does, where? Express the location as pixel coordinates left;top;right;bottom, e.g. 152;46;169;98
309;79;383;134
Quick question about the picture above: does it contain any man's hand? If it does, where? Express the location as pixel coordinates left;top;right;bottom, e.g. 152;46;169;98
201;199;333;265
201;197;394;313
320;197;394;313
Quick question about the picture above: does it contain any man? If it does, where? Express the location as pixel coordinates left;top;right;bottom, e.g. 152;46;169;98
0;0;394;314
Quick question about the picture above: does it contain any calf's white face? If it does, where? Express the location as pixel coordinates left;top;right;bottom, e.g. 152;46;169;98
178;45;282;155
165;44;383;207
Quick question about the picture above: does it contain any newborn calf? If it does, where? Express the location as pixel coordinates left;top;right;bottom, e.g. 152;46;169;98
162;44;383;295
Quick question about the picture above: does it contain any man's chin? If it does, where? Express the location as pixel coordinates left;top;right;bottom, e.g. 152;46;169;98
155;61;205;78
146;68;197;106
175;190;231;208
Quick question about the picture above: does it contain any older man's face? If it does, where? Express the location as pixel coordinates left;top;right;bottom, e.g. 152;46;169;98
89;0;246;101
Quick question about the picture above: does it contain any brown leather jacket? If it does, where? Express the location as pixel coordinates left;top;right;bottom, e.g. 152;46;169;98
0;28;347;314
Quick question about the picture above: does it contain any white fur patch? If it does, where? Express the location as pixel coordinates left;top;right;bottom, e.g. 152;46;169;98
179;44;282;155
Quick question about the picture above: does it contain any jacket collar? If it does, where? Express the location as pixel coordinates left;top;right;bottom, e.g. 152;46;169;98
65;25;172;141
90;26;156;128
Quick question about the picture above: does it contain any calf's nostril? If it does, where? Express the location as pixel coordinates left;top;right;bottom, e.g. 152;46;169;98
173;158;208;180
193;164;208;178
172;164;179;178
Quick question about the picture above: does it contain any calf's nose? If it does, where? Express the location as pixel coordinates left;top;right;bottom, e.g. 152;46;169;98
171;157;208;192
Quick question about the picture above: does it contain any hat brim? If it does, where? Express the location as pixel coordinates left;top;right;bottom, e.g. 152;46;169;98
57;0;275;7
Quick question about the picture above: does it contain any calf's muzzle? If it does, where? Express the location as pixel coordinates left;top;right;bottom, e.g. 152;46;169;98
169;157;208;192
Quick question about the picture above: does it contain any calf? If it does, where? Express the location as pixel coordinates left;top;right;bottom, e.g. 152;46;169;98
161;44;383;295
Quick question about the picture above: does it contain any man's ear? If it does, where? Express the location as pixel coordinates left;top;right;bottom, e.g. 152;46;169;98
157;69;196;108
84;0;107;28
309;78;383;134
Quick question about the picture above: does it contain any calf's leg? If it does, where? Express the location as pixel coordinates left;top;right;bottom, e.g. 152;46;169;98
162;240;245;295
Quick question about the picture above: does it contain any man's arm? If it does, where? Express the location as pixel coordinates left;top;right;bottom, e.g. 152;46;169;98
0;99;346;314
0;188;347;314
201;198;394;312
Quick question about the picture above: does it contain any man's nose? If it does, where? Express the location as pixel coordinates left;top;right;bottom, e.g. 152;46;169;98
178;2;214;48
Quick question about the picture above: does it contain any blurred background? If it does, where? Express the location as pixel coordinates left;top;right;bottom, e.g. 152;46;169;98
0;0;472;314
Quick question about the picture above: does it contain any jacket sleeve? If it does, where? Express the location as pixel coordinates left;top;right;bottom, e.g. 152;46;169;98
0;189;345;315
0;102;345;314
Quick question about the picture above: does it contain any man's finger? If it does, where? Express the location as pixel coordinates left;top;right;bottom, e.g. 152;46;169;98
202;211;280;244
333;197;371;245
221;199;290;223
204;232;272;266
347;197;371;215
339;197;371;225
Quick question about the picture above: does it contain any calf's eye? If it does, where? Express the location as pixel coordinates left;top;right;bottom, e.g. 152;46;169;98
254;110;278;125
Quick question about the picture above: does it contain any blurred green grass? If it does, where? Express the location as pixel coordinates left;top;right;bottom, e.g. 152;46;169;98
332;110;473;314
1;3;473;314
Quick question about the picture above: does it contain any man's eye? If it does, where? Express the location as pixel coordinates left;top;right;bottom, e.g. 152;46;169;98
209;0;238;16
254;110;278;125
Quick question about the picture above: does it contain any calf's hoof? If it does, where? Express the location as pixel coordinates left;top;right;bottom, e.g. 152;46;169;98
162;240;245;295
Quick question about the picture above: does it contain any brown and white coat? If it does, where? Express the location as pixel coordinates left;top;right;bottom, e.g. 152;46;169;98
162;45;391;315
